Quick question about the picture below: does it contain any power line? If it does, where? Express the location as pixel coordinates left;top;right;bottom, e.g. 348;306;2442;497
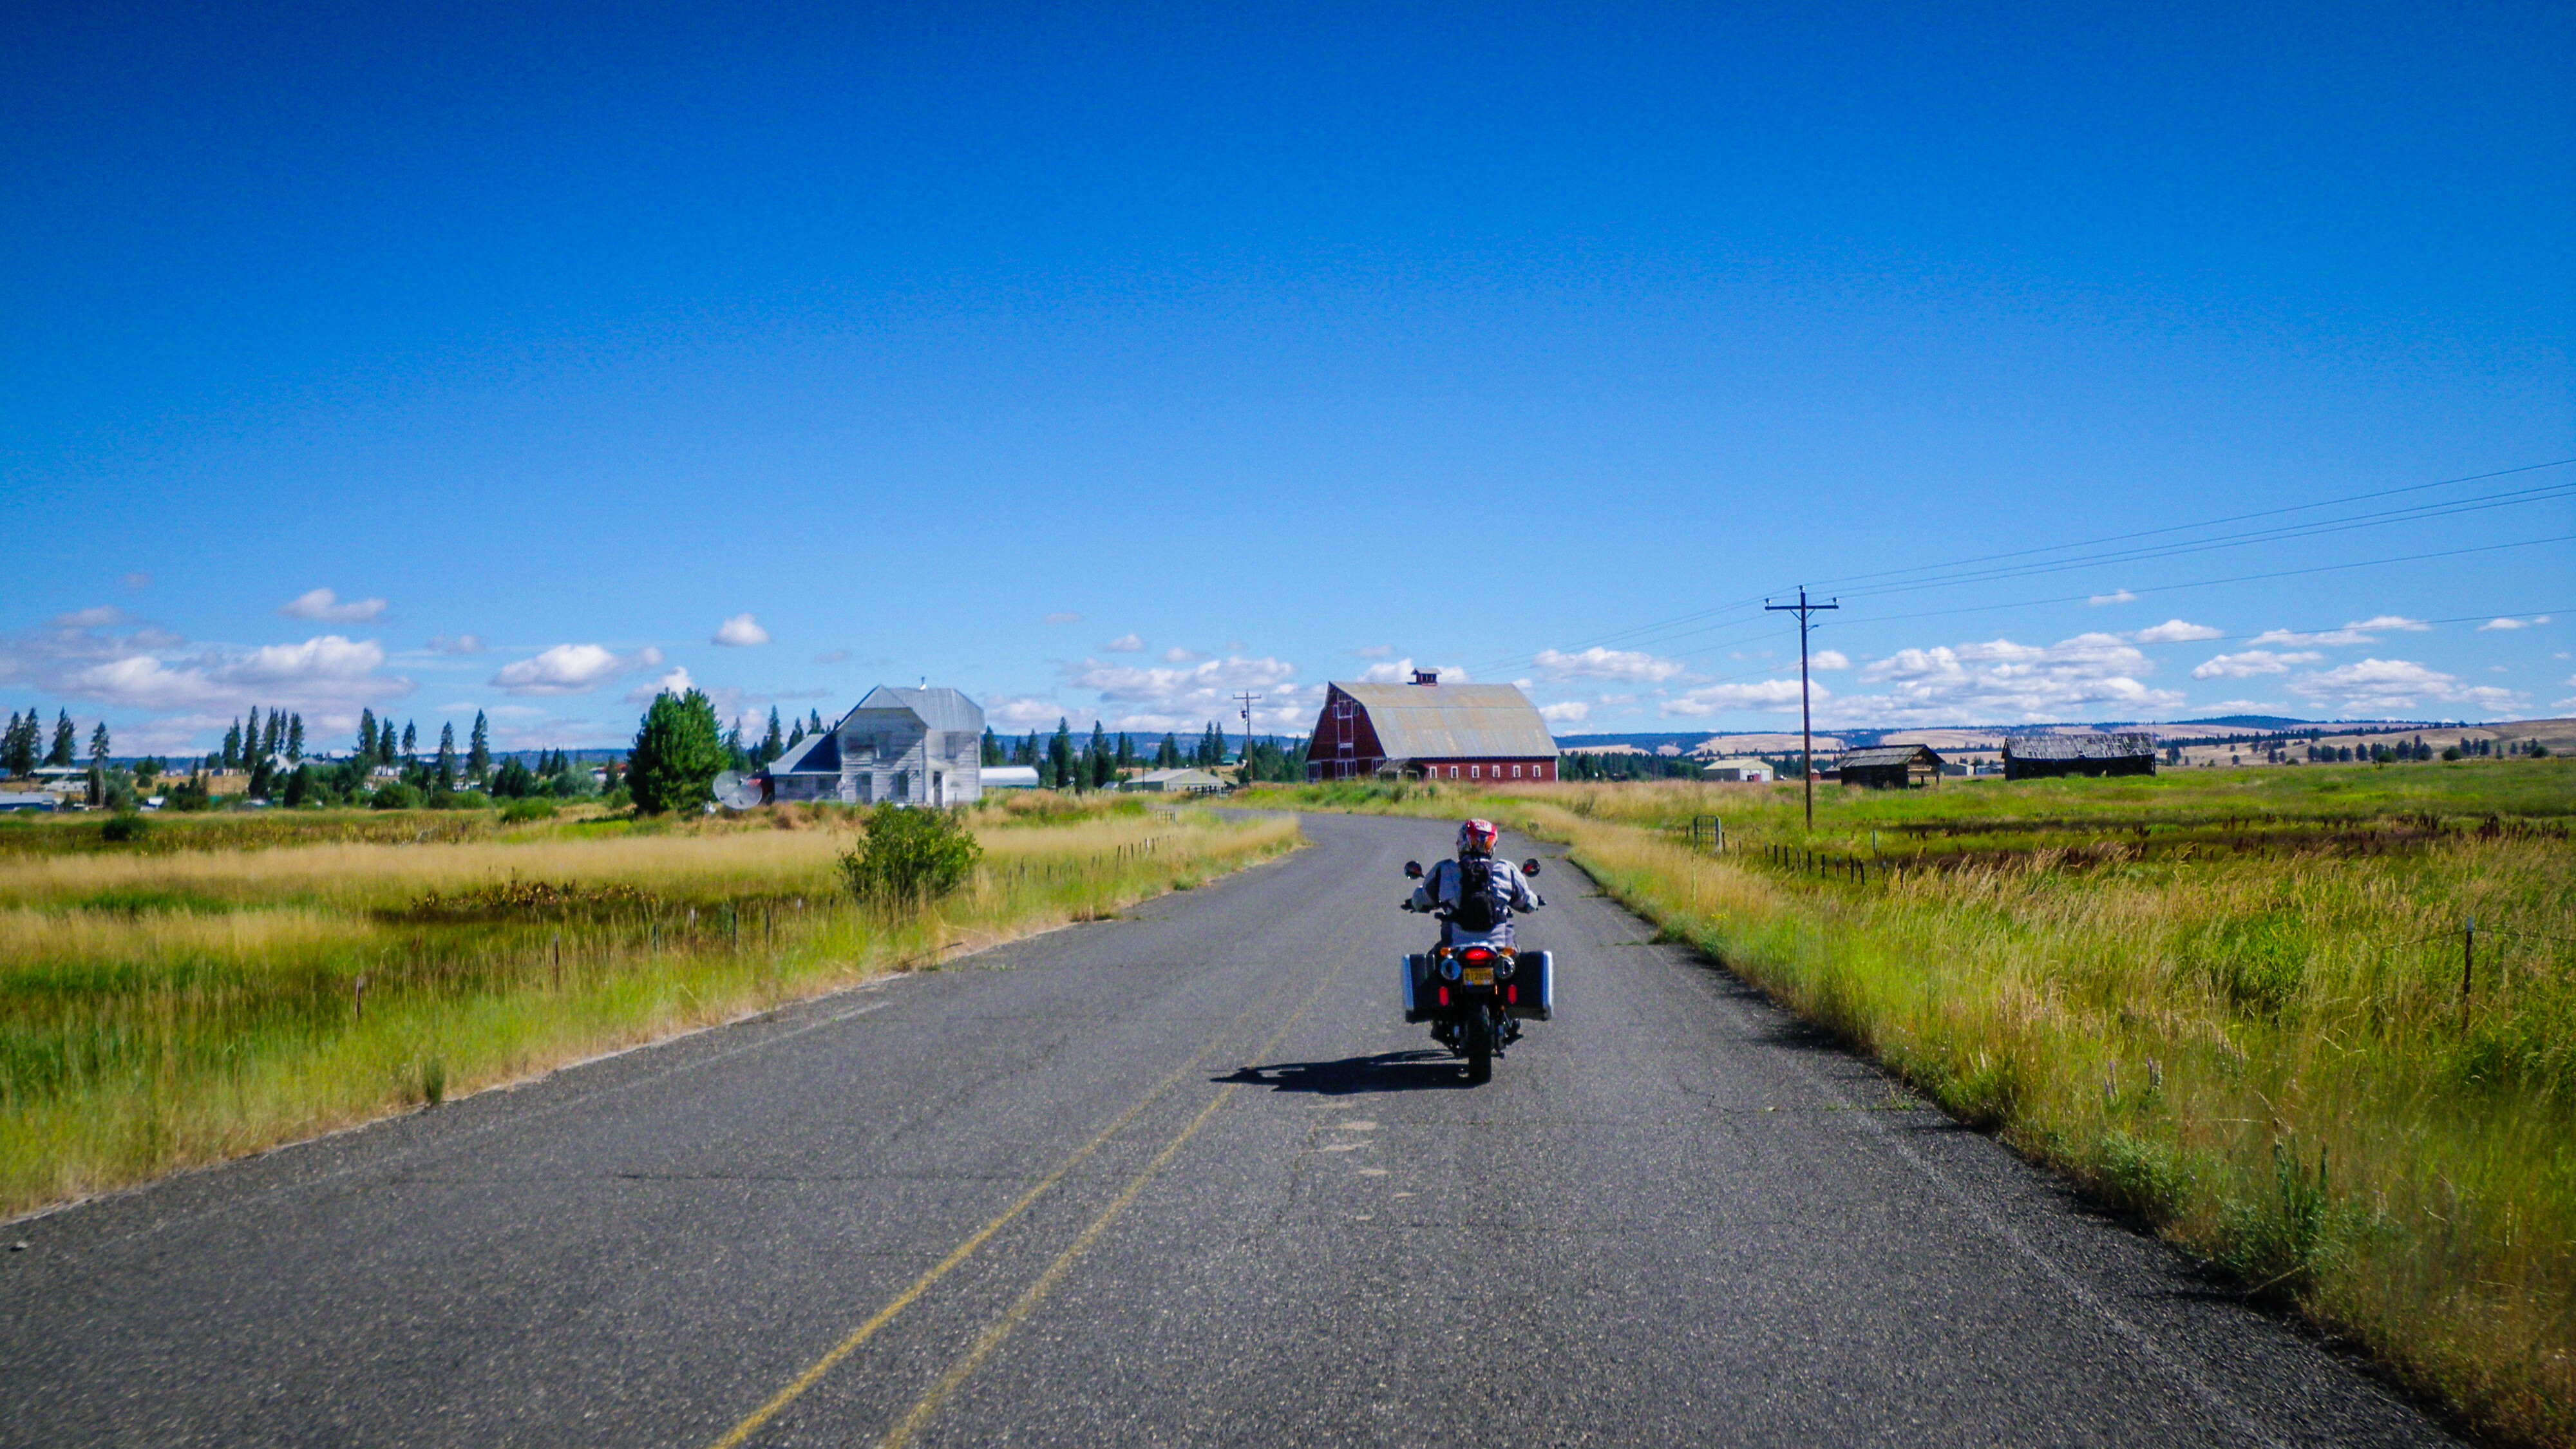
1459;461;2576;681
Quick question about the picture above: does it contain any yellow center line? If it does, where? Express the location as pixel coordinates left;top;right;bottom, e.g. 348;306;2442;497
705;958;1315;1449
871;940;1354;1448
709;891;1363;1449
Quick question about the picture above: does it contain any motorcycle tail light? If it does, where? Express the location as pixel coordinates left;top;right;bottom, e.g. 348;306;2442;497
1463;948;1493;965
1437;986;1449;1007
1507;984;1517;1003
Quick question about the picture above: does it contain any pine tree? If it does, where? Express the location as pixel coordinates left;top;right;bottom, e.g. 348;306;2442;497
786;719;805;750
287;713;305;761
244;706;264;764
1088;722;1114;788
1047;718;1075;790
981;726;1002;766
401;722;417;759
261;708;283;761
222;719;243;771
90;720;110;766
357;710;377;762
1157;734;1179;769
761;708;784;764
3;713;34;777
1117;732;1135;769
627;690;728;813
1014;731;1037;766
808;709;824;734
47;710;77;768
436;722;458;790
466;712;490;780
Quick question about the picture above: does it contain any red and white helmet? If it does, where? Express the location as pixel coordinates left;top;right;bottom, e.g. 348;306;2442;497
1456;818;1499;857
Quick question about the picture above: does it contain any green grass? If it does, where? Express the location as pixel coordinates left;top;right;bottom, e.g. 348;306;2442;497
0;798;1300;1220
1246;759;2576;1447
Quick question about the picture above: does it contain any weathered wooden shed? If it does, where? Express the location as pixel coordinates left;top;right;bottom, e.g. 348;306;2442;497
1833;744;1944;789
1305;674;1559;783
2002;732;2157;780
765;686;985;806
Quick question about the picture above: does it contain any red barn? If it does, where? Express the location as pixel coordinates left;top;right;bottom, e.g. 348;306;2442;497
1305;673;1560;783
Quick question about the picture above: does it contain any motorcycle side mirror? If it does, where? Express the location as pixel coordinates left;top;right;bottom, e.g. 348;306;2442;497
1522;859;1542;875
1403;860;1423;878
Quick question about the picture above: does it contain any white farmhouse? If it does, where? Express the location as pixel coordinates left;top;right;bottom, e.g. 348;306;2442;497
765;686;985;807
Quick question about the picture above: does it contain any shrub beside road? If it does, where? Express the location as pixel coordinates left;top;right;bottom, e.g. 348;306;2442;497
1248;762;2576;1447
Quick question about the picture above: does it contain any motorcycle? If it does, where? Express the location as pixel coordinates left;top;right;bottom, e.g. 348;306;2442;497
1399;857;1553;1083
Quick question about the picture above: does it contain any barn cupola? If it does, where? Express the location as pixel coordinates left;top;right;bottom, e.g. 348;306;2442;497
1411;669;1439;687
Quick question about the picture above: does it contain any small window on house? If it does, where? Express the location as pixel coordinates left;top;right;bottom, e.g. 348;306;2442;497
891;771;909;801
1447;766;1459;779
1511;765;1522;779
1470;765;1481;780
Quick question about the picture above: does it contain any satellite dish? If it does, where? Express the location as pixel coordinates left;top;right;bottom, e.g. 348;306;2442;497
713;771;764;810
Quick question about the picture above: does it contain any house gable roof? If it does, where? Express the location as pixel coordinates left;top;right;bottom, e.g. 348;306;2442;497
843;686;983;735
769;730;841;775
1328;682;1556;760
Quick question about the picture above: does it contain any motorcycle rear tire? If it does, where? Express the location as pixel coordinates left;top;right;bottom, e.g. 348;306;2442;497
1463;1012;1493;1084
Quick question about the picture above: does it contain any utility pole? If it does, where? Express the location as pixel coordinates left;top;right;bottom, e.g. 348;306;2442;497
1766;586;1839;830
1233;692;1262;774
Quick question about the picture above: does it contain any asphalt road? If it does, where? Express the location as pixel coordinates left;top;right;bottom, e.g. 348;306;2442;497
3;813;2454;1447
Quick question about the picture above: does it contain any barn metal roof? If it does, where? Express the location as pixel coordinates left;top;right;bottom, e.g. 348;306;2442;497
2003;732;2155;761
1332;682;1557;760
1835;744;1941;770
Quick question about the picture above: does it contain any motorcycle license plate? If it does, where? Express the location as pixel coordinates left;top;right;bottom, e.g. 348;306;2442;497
1462;967;1495;987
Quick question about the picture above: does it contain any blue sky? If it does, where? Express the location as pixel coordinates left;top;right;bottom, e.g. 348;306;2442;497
5;2;2571;755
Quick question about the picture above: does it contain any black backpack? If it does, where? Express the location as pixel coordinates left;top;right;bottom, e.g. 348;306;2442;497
1452;858;1500;933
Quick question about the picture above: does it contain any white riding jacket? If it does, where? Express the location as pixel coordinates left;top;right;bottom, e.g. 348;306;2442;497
1411;856;1541;947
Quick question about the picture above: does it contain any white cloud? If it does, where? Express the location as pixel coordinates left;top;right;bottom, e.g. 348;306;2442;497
428;634;485;655
1103;633;1145;653
1043;612;1083;626
61;635;408;714
52;605;130;629
1662;679;1812;717
1537;701;1591;724
1358;658;1472;685
121;573;151;591
2191;650;2324;679
2479;618;2526;631
1162;647;1202;663
2088;590;2137;607
1533;647;1689;683
1809;650;1850;671
626;665;697;705
1821;632;2181;724
1066;654;1312;731
2134;619;2224;644
2251;616;2432;649
1353;645;1396;659
2287;658;2525;715
712;613;771;647
279;588;388;623
985;695;1072;731
491;643;663;696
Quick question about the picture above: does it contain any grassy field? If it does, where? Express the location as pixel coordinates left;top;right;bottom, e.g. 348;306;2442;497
1247;761;2576;1446
0;795;1300;1221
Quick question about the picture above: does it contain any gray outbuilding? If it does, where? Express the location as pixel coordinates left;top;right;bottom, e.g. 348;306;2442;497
766;686;985;806
2001;732;2157;781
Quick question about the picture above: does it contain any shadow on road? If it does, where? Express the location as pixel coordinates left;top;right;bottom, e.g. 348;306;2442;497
1220;1050;1477;1094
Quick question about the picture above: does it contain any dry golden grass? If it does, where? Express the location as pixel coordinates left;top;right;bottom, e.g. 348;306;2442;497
0;802;1300;1220
1248;768;2576;1446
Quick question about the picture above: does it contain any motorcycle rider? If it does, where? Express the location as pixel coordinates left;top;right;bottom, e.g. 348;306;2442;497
1412;819;1542;948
